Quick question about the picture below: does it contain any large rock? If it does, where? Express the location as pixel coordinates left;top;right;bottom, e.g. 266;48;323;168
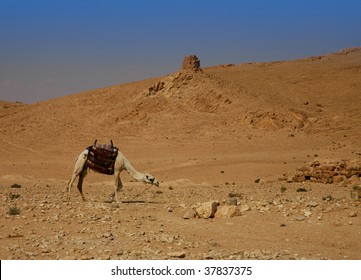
194;201;219;218
214;205;241;218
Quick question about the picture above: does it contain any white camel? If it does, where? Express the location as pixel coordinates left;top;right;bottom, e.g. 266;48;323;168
68;148;159;202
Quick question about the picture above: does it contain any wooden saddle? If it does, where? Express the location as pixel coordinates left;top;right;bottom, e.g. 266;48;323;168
86;140;118;175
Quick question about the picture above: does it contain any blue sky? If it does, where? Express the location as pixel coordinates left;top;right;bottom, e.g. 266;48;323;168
1;0;360;103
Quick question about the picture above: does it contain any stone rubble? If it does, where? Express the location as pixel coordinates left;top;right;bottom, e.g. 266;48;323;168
1;177;359;260
291;158;361;184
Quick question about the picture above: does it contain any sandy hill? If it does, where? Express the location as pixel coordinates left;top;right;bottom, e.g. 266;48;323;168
0;47;360;182
1;48;361;261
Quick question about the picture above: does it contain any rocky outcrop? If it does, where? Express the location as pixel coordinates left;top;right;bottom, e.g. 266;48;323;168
239;108;309;130
292;159;361;184
144;54;202;97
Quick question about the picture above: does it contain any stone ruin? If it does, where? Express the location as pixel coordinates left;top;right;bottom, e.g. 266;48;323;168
181;55;202;72
291;158;361;184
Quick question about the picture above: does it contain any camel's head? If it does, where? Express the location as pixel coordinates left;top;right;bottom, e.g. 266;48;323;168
144;174;159;187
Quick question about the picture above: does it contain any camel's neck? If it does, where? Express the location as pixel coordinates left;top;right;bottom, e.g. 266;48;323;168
123;157;145;182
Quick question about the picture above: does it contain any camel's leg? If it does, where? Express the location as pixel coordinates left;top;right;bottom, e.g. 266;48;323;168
68;150;88;201
113;170;123;203
67;172;79;201
77;168;88;202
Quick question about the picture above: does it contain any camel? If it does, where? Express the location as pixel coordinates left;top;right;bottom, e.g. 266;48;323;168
68;148;159;202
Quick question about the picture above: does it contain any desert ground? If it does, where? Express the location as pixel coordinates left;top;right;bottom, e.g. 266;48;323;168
0;48;360;260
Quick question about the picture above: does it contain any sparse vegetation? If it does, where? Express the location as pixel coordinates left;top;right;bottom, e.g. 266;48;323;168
10;183;22;189
280;186;287;193
8;206;21;215
8;192;20;200
228;192;243;198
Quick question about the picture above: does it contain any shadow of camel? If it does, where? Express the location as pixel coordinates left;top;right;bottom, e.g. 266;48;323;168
121;200;160;204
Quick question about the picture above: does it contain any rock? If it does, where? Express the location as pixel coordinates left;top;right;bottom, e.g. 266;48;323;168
195;201;219;219
225;197;238;206
248;249;264;259
350;189;360;200
41;247;51;253
332;175;345;183
215;206;241;218
307;201;319;208
167;251;186;258
296;216;305;221
286;177;294;183
239;204;251;213
350;175;360;184
303;210;312;218
254;178;262;183
156;233;181;244
183;209;196;219
349;212;357;217
322;194;333;201
203;253;215;260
